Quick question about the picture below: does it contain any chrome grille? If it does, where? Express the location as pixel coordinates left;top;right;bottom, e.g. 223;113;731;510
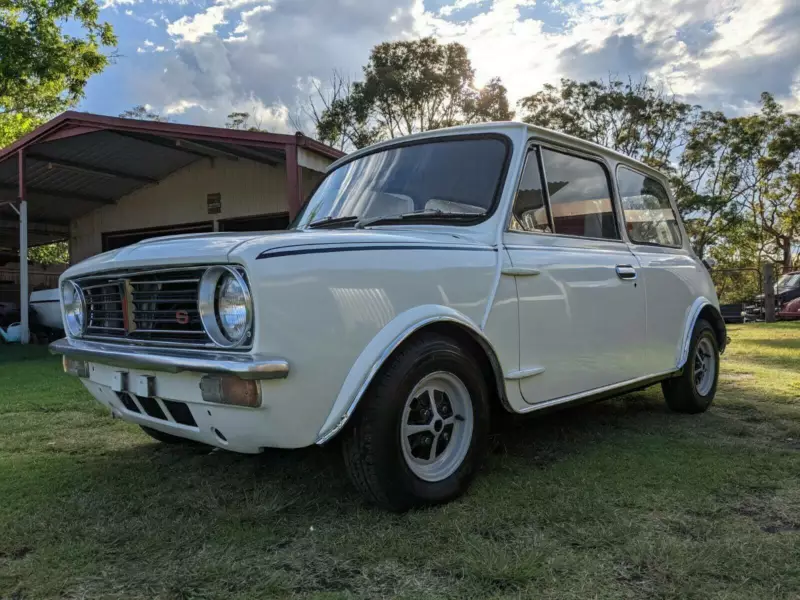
78;267;212;348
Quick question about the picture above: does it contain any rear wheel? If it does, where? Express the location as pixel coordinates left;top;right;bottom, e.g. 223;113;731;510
342;333;490;512
662;318;719;413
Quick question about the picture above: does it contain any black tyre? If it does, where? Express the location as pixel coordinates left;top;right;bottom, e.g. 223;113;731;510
342;333;490;512
140;425;205;446
662;318;719;414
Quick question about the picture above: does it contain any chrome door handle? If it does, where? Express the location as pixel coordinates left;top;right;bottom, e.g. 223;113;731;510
615;265;637;280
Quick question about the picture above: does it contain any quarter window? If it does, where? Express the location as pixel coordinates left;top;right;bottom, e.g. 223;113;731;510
541;149;618;239
510;150;551;233
617;167;681;247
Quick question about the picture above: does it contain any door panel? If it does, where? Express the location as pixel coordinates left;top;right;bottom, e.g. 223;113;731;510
629;246;702;372
504;231;647;403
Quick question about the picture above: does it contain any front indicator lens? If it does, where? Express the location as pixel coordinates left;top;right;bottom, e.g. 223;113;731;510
61;280;86;337
200;375;261;407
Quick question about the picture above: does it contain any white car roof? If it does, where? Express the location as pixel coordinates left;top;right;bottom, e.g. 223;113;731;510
328;121;669;185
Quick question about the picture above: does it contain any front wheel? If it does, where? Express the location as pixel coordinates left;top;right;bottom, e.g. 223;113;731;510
342;333;490;512
662;318;719;413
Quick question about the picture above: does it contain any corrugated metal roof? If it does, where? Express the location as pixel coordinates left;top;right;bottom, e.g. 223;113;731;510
0;111;344;250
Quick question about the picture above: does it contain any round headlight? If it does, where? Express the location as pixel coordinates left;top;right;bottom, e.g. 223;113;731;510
199;266;253;348
61;280;86;337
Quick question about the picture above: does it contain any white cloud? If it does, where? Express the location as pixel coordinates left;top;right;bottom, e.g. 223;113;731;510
136;47;146;53
100;0;138;8
146;18;158;26
167;6;228;43
143;39;155;47
164;99;204;114
130;0;798;131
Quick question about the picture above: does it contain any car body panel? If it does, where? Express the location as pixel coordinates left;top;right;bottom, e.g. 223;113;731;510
52;121;724;453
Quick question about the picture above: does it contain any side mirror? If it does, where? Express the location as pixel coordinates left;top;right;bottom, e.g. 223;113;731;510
702;257;717;270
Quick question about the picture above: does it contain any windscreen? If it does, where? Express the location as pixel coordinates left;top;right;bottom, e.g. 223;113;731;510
295;137;509;227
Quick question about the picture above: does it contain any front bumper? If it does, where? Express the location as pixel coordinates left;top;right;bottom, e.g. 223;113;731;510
50;338;289;380
50;338;297;452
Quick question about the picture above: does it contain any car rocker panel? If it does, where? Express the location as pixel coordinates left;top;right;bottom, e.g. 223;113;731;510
52;122;726;510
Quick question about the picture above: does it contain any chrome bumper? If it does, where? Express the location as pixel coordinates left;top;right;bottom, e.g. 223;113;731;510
50;338;289;380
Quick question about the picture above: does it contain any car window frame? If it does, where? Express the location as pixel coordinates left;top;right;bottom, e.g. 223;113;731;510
506;141;623;244
291;132;514;230
615;164;683;249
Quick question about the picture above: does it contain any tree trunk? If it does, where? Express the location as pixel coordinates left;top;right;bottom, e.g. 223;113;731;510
781;237;793;272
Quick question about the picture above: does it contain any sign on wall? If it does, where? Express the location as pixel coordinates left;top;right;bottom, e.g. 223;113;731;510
207;193;222;215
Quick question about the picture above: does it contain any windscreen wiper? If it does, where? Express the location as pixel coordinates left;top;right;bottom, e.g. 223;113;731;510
307;215;360;229
355;209;479;229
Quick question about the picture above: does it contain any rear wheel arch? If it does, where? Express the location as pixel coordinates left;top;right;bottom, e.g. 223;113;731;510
697;304;727;353
678;299;727;368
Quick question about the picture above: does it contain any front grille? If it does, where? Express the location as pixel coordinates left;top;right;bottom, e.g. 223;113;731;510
116;392;197;427
78;267;213;348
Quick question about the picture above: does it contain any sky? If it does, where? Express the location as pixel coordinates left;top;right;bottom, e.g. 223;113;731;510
79;0;800;133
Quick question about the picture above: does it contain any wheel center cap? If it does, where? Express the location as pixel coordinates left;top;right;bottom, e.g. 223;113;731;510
434;419;443;432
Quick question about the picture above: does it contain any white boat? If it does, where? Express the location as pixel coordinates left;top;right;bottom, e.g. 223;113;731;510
30;288;63;331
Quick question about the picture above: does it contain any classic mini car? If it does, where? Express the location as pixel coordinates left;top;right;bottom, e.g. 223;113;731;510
52;123;727;511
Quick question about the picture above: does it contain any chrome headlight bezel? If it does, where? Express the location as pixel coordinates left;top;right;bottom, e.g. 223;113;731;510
198;266;253;349
61;280;86;338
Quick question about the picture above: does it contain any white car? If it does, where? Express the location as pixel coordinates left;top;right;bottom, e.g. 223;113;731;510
52;122;726;511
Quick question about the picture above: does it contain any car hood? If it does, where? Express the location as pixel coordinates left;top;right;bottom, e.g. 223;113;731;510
62;227;491;279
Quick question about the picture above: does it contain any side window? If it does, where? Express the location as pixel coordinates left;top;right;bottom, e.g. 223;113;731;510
541;149;619;240
510;150;551;233
617;167;681;247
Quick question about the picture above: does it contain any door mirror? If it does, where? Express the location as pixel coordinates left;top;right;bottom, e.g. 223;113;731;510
702;257;717;270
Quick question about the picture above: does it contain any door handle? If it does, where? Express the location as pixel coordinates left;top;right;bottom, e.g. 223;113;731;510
615;265;637;280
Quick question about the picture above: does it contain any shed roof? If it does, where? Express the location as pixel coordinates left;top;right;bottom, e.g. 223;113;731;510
0;111;344;250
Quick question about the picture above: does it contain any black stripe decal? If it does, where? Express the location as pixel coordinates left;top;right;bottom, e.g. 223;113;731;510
30;299;60;304
256;244;496;260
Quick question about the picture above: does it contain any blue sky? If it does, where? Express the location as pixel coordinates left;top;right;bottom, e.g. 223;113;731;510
79;0;800;131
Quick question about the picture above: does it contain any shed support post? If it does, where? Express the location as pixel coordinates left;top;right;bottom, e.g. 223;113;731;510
18;149;30;344
285;142;301;220
764;263;775;323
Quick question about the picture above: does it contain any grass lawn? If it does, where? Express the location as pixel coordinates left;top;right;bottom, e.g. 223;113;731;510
1;324;799;599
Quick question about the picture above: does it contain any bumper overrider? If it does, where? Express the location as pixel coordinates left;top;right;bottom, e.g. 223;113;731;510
50;338;290;453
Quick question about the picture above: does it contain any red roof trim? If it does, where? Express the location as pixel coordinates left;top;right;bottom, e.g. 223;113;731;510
0;111;346;164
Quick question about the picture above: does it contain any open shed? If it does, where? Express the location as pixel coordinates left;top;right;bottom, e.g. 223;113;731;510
0;111;344;343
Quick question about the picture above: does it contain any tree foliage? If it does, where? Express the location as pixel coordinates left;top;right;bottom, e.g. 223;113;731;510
519;77;694;171
0;0;116;147
119;105;167;121
28;241;68;265
311;38;513;150
225;111;266;131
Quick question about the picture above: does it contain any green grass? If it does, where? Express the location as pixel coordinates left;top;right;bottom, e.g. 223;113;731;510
1;324;800;599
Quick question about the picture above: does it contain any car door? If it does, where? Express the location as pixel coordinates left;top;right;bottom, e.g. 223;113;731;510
615;165;702;374
503;145;647;404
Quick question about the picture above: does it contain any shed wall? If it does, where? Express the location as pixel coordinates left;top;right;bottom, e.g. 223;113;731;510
70;157;327;263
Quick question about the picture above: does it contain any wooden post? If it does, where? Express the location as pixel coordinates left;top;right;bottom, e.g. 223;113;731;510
764;263;775;323
284;142;301;219
18;149;30;344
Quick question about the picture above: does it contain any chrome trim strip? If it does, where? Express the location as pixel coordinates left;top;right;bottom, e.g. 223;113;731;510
517;369;677;413
505;366;545;380
501;267;541;276
50;338;288;380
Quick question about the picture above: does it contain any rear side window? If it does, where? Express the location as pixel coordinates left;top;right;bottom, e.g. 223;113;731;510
617;167;681;247
541;149;619;240
510;150;551;233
